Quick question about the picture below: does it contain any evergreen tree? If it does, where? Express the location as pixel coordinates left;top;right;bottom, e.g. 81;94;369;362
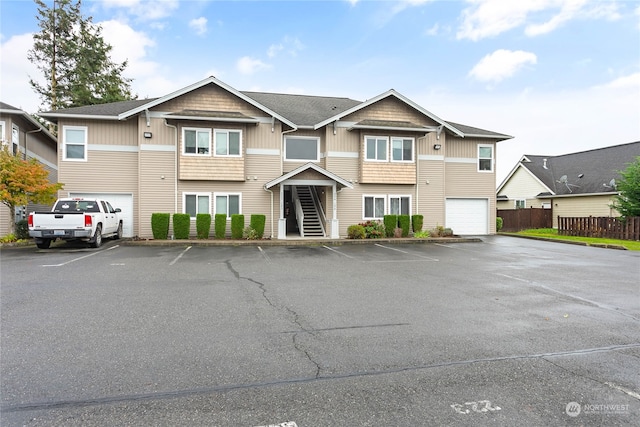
28;0;134;111
613;156;640;219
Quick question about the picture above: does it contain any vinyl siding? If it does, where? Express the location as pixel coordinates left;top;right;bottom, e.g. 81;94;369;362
445;162;497;234
498;166;548;200
551;195;619;228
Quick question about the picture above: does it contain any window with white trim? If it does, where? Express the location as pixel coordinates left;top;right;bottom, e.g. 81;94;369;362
183;127;211;155
515;199;526;209
0;121;5;145
11;124;19;155
215;193;241;218
363;195;386;219
184;193;210;218
478;144;494;172
389;195;411;215
391;137;413;162
63;126;87;161
365;136;388;161
284;136;319;161
215;129;242;156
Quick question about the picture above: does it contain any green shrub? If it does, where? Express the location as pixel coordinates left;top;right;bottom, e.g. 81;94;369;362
359;220;385;238
347;224;366;239
214;214;227;239
414;230;430;238
16;219;29;240
383;215;398;238
231;214;244;239
398;215;410;237
0;233;17;243
250;214;266;239
151;213;170;239
196;214;211;239
496;216;503;232
173;213;190;239
411;214;424;233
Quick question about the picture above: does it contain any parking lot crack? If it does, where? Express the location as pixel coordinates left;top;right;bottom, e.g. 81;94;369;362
225;260;322;377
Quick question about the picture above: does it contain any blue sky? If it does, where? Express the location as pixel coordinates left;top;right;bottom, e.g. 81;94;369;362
1;0;639;183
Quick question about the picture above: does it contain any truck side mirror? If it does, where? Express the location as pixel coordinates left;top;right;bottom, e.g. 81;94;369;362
115;208;121;213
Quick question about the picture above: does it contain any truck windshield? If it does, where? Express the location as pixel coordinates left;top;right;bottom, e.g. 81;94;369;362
53;201;100;213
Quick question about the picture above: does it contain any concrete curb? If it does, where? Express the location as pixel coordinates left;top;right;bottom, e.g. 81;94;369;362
498;233;628;250
121;236;483;247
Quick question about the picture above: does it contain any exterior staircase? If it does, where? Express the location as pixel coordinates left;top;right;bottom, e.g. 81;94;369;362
294;186;325;237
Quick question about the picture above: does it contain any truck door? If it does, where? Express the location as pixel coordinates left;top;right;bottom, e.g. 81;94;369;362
101;201;118;234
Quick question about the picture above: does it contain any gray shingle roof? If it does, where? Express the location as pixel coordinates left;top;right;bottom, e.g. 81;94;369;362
40;99;158;117
241;91;362;127
445;121;512;139
521;141;640;196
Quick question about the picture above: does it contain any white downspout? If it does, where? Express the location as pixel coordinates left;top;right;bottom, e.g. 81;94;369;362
264;186;274;239
164;120;178;214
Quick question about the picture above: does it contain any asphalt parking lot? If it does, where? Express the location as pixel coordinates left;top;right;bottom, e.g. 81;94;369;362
1;236;639;426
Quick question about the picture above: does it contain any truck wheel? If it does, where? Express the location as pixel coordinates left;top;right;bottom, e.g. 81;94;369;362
36;239;51;249
90;225;102;248
114;222;123;240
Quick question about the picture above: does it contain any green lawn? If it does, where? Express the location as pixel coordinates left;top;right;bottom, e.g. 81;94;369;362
505;228;640;251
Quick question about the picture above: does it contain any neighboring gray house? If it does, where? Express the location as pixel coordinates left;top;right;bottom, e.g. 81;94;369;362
497;141;640;227
0;102;58;236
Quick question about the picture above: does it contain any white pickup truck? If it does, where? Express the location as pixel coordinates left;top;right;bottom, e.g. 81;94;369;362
28;198;123;249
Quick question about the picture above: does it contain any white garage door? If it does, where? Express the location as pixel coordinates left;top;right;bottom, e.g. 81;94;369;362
70;193;134;238
445;198;489;235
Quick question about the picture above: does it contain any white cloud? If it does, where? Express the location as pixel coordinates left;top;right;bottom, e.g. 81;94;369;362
595;72;640;90
468;49;537;83
99;0;179;21
457;0;619;41
524;0;586;36
236;56;271;75
267;44;283;58
425;23;440;36
189;17;208;36
267;36;305;58
0;33;41;113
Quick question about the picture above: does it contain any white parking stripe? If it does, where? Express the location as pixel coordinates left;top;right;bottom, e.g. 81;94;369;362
258;246;271;263
169;246;191;266
322;245;355;259
42;245;119;267
375;243;439;261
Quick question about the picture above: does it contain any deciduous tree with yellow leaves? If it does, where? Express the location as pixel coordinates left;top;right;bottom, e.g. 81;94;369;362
0;146;63;236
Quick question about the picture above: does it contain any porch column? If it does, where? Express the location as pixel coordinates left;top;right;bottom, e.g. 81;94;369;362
330;182;339;238
278;184;286;239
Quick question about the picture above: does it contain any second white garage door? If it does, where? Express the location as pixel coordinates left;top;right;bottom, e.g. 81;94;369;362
445;198;489;235
69;193;134;238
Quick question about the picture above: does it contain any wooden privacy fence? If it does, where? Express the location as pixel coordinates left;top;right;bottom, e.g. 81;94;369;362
558;216;640;241
497;208;552;232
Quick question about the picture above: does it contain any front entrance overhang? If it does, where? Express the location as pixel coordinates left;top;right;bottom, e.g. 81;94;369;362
263;163;353;239
264;162;353;190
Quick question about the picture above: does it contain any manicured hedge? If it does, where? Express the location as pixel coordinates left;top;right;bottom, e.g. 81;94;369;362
250;214;266;239
151;213;170;239
231;214;244;239
398;215;410;237
214;214;227;239
383;215;398;238
196;213;211;239
173;213;190;239
411;214;424;233
496;217;503;232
